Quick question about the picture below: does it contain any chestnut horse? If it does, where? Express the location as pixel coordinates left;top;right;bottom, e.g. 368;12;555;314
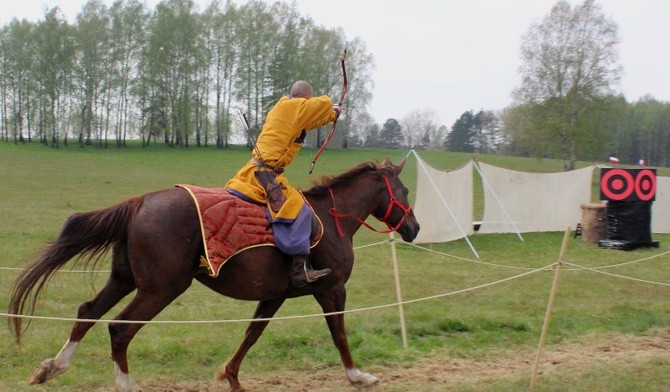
9;158;419;392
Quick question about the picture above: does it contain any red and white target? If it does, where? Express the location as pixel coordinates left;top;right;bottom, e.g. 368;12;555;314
600;168;656;202
634;169;656;201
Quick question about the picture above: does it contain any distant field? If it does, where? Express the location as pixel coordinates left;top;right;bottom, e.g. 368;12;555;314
1;142;669;391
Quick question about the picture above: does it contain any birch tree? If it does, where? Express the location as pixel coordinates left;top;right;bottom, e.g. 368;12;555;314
34;7;76;147
513;0;621;170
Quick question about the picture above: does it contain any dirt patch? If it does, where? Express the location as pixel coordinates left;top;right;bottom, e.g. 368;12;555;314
135;329;670;391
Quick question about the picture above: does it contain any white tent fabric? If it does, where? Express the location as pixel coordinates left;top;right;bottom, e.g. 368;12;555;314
652;176;670;233
478;163;594;233
411;151;670;240
413;157;474;243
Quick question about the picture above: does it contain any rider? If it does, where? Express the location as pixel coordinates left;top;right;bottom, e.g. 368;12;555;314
226;80;345;288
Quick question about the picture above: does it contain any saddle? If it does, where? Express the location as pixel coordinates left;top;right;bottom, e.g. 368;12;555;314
177;184;323;277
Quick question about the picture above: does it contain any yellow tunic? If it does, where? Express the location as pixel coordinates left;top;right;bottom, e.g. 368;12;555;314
226;95;337;220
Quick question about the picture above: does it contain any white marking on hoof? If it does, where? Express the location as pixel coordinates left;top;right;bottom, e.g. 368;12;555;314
55;340;79;368
29;340;79;384
114;362;134;392
346;368;379;386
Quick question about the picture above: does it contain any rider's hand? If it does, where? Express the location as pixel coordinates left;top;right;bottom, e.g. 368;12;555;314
334;105;345;118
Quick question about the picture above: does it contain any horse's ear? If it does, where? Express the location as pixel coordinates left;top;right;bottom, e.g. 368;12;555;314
380;156;404;174
397;157;406;173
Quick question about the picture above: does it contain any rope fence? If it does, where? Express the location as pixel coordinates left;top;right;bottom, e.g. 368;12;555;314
1;229;669;391
0;257;556;325
0;240;391;275
1;237;668;324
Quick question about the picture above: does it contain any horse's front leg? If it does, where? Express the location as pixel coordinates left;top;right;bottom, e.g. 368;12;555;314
218;298;286;392
314;287;379;387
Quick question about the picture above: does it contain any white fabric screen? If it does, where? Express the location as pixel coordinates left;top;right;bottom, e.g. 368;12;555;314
478;163;594;233
652;176;670;233
413;157;473;243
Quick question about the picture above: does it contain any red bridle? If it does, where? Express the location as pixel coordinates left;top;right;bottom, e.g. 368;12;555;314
328;176;412;237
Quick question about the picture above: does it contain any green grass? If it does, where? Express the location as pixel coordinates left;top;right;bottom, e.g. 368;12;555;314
1;142;669;391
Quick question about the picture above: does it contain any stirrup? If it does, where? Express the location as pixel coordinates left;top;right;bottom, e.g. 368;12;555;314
304;263;331;283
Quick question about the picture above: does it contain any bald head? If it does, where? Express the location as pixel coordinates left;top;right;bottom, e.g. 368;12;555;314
290;80;313;99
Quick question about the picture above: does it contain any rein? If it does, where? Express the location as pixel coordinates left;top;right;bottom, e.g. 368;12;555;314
328;176;412;237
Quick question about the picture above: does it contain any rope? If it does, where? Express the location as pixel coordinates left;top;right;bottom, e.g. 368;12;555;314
404;242;542;270
3;241;667;274
0;262;556;325
567;249;670;270
2;239;668;325
352;240;388;250
563;261;670;287
403;242;670;272
0;266;99;273
0;240;390;275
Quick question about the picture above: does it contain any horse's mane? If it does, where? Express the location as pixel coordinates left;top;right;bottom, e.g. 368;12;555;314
303;160;396;196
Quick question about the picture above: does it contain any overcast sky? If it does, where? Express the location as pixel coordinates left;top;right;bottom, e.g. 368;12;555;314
3;0;669;127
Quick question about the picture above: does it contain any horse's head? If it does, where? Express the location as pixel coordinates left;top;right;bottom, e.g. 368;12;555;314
305;158;420;242
371;157;420;242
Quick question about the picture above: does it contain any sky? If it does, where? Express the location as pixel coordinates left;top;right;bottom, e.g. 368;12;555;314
3;0;669;127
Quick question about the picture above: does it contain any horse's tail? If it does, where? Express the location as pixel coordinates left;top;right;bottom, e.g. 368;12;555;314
8;196;144;342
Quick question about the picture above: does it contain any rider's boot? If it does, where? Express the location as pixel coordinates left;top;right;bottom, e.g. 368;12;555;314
290;255;331;288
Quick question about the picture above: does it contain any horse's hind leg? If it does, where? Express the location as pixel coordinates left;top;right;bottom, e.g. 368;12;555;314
218;298;285;392
109;280;193;392
30;244;137;385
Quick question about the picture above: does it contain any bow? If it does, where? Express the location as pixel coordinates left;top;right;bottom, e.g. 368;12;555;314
236;107;267;165
309;48;348;174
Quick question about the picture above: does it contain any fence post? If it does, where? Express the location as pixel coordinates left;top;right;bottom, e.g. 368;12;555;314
529;225;571;390
389;232;408;349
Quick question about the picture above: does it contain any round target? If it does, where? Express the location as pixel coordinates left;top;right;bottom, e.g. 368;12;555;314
601;169;634;201
635;169;656;201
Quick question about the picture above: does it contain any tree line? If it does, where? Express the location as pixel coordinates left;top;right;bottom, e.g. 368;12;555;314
2;0;670;169
0;0;375;150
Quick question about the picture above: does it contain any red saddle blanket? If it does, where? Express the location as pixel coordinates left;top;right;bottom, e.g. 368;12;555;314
177;184;322;277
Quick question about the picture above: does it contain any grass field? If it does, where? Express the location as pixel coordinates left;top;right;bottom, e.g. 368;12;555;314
1;142;669;391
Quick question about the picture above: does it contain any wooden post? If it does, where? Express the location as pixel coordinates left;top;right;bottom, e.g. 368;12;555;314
389;232;408;349
529;225;570;390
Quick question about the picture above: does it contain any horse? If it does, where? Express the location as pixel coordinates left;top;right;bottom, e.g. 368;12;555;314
8;157;420;392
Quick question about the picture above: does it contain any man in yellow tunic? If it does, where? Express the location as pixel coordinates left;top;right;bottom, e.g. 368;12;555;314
226;80;344;287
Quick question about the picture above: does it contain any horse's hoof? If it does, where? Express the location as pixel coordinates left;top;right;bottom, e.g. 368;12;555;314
29;358;67;384
113;361;134;392
347;368;379;387
217;365;245;392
